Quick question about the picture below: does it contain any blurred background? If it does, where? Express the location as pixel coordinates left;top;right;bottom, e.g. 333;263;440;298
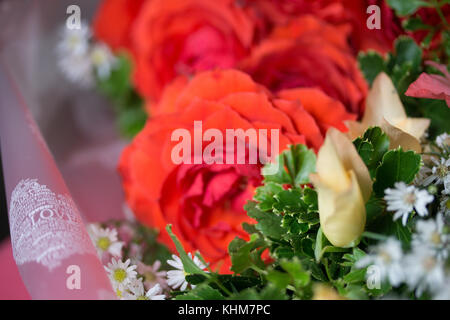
0;0;127;299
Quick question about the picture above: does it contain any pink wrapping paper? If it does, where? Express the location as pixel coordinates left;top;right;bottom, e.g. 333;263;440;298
0;64;115;299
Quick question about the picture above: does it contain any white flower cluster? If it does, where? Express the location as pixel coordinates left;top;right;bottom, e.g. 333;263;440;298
357;213;449;298
359;133;450;299
57;22;117;88
88;222;210;300
88;223;167;300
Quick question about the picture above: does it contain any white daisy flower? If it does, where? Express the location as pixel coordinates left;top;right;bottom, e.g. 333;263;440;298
404;244;446;297
88;224;124;258
439;195;450;216
145;284;166;300
435;133;450;149
384;182;434;226
105;258;137;290
413;214;448;260
414;165;432;186
122;279;166;300
90;42;117;79
423;157;450;186
166;253;207;291
443;174;450;195
356;238;405;287
58;53;94;87
57;22;91;56
433;278;450;300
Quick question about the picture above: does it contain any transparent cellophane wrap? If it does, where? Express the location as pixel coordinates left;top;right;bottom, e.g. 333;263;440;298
0;0;127;299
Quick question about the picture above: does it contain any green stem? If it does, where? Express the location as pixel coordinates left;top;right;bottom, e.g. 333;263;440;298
323;259;334;284
362;231;389;241
250;264;268;276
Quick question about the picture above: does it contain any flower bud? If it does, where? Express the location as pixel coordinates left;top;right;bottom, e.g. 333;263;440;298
310;128;372;247
346;72;430;153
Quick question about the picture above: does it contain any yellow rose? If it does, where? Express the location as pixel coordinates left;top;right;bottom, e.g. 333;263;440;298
310;128;372;247
346;72;430;153
312;284;346;300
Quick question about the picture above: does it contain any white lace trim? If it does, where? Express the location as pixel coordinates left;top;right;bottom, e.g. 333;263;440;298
9;178;95;270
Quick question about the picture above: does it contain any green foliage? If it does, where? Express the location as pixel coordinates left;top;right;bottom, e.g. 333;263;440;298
373;148;421;197
175;284;225;300
97;54;146;138
386;0;428;16
262;144;316;186
166;225;207;275
165;126;426;299
358;36;450;138
353;127;390;178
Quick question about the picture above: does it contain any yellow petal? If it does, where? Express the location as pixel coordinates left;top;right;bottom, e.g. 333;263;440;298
313;284;346;300
344;119;366;141
394;117;430;141
311;170;366;247
379;118;422;153
347;72;430;152
315;130;351;193
363;72;406;126
326;128;372;202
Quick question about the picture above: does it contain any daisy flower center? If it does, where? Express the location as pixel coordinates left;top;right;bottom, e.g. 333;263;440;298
91;49;106;66
97;237;111;251
113;268;127;283
431;232;442;245
379;250;392;264
403;192;416;206
137;296;148;300
436;164;448;178
422;257;436;271
445;199;450;210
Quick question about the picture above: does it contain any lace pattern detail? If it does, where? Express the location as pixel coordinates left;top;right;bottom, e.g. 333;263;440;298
9;179;95;270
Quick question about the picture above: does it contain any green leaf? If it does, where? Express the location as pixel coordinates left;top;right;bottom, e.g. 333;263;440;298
285;144;316;186
402;17;432;31
244;201;286;240
373;148;421;197
358;51;386;85
175;284;225;300
228;234;266;274
386;0;427;16
117;107;147;138
393;36;423;71
216;274;261;292
280;258;310;289
254;182;284;211
166;225;206;275
262;144;316;187
258;284;289;300
314;227;332;263
273;189;307;214
266;270;291;289
343;268;367;284
353;127;390;178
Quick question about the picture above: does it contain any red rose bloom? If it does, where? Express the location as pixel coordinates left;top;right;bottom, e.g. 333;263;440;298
93;0;147;51
119;69;355;272
129;0;256;101
240;15;368;115
241;0;402;54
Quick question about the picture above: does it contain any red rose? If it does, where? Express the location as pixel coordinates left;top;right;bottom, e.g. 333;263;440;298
119;69;355;272
129;0;256;101
240;15;368;115
93;0;147;51
241;0;402;53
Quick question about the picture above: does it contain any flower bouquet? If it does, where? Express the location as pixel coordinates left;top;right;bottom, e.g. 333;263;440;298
1;0;449;301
